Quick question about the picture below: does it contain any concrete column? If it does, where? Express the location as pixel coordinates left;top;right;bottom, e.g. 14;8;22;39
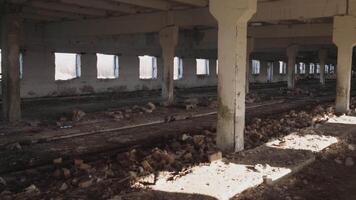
1;12;22;122
159;26;178;106
210;58;217;77
319;49;327;86
333;16;356;113
314;63;318;76
259;61;268;83
246;37;254;93
210;0;257;152
287;45;298;89
305;63;310;77
273;60;280;82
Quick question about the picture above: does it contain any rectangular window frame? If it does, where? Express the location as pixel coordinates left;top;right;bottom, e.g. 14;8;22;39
96;53;120;79
139;55;158;80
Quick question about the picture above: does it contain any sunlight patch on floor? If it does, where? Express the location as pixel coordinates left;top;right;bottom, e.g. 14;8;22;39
327;115;356;125
145;161;291;200
266;133;338;152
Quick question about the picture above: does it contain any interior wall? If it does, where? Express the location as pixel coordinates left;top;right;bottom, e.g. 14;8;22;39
1;22;295;98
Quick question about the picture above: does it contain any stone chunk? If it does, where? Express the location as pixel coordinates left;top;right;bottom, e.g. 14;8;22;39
208;151;222;162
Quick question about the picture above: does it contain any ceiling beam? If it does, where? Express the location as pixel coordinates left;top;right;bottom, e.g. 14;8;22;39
22;13;60;22
22;6;84;20
27;0;107;17
111;0;171;11
169;0;208;7
44;0;347;37
59;0;137;14
253;0;346;21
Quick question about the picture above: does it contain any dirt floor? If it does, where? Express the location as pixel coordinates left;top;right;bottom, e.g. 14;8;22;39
236;130;356;200
1;79;356;200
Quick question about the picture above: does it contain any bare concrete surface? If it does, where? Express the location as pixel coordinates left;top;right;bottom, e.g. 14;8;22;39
236;116;356;200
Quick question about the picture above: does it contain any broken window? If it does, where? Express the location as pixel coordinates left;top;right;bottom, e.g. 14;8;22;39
174;57;183;80
299;62;306;74
279;61;287;74
139;55;157;80
325;65;329;74
55;53;81;81
329;64;335;74
0;49;24;80
196;59;210;75
252;60;260;75
309;63;315;74
97;53;119;79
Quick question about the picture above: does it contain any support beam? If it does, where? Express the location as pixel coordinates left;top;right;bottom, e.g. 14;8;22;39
112;0;171;11
1;12;22;122
43;0;346;38
210;0;257;152
170;0;208;7
27;0;107;17
160;26;179;106
333;16;356;113
22;6;83;20
287;45;298;89
59;0;137;14
246;37;254;93
318;49;327;86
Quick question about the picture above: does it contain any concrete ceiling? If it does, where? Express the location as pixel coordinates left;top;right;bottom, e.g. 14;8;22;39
9;0;210;22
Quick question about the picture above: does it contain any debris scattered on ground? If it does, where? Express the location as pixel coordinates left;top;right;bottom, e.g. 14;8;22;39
59;182;68;191
246;93;261;103
7;142;22;151
345;157;354;167
185;98;199;110
53;157;62;165
245;104;336;149
72;109;86;122
2;96;356;200
208;151;222;162
0;177;6;186
78;178;93;188
24;184;40;194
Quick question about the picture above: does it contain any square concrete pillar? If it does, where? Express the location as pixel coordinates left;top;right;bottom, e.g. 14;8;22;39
287;45;298;89
259;61;269;83
273;60;280;82
1;13;22;122
159;26;178;106
210;0;257;152
333;16;356;113
246;38;254;93
319;49;327;86
305;64;310;76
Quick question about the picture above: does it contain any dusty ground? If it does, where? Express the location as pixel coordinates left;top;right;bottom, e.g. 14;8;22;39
0;99;350;200
1;80;355;200
236;134;356;200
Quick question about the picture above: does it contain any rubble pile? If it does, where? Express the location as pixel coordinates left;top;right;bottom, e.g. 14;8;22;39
2;101;355;199
105;102;157;121
279;87;315;97
245;104;336;148
118;130;219;184
246;93;262;104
